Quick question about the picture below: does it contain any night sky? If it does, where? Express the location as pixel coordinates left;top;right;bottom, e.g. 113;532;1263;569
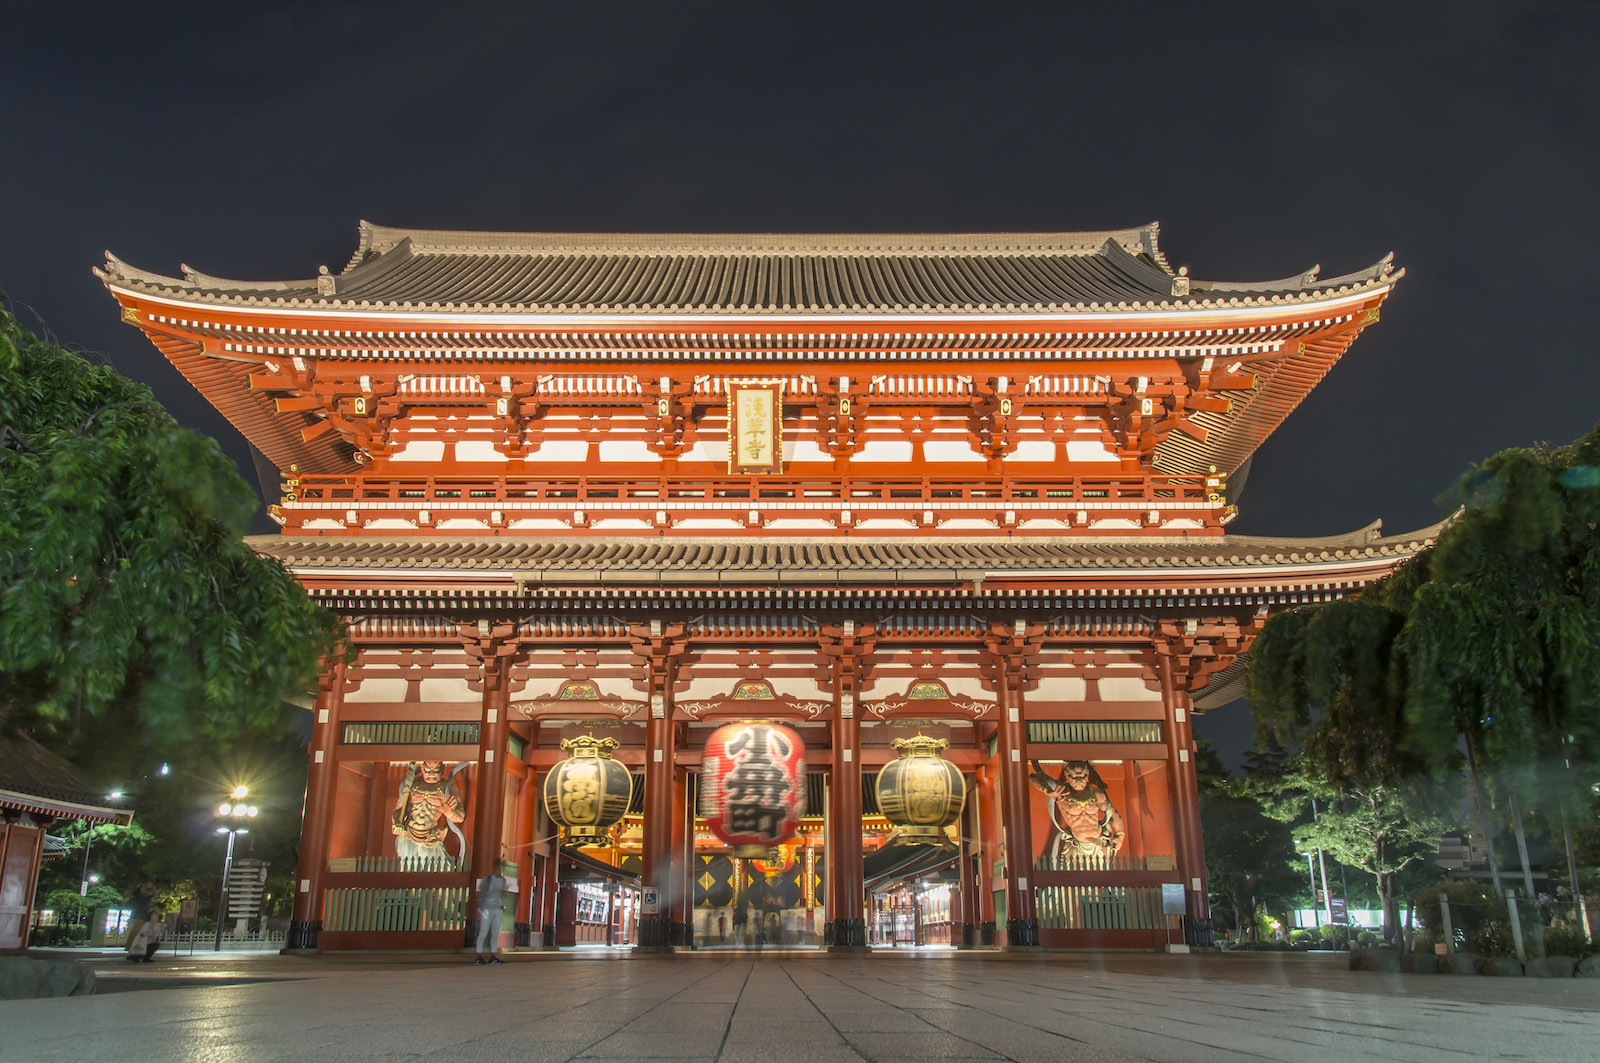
5;3;1596;766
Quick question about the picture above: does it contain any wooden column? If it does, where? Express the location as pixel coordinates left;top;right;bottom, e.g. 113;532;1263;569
1172;681;1209;921
536;824;561;948
821;622;872;950
513;762;538;947
632;621;683;950
957;775;979;948
1159;655;1208;932
672;763;692;945
987;621;1041;948
464;646;512;954
289;658;345;949
639;710;675;948
975;762;998;944
827;707;864;948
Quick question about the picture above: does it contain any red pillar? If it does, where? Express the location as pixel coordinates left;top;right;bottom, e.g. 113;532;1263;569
289;659;345;950
975;763;998;944
822;626;870;950
536;823;560;948
993;653;1039;947
1160;656;1209;933
827;690;866;949
468;653;512;951
672;764;692;945
470;657;512;881
513;763;537;947
639;696;676;948
957;775;979;948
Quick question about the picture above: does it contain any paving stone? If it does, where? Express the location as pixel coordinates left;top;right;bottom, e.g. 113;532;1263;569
6;949;1600;1062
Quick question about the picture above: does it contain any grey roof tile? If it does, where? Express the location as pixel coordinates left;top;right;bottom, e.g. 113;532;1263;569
100;224;1399;316
247;520;1442;577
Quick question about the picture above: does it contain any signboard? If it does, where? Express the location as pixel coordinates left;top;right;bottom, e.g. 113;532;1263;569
727;381;784;474
640;887;659;915
1160;883;1187;916
227;859;268;919
1329;897;1348;925
178;898;198;926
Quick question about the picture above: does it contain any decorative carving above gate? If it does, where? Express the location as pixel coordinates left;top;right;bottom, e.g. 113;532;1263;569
864;679;994;720
677;680;830;721
512;680;645;720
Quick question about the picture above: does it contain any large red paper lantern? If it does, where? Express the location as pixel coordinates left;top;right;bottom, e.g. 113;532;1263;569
700;721;807;857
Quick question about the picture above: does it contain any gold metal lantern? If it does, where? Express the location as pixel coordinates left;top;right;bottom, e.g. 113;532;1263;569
543;734;633;845
875;733;965;843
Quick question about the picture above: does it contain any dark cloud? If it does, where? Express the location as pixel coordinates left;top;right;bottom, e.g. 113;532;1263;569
5;1;1596;767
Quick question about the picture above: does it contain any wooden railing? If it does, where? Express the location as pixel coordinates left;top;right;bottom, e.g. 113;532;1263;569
1027;720;1163;745
1033;851;1173;873
1035;884;1173;931
341;722;481;746
322;885;469;932
327;855;461;874
275;471;1222;535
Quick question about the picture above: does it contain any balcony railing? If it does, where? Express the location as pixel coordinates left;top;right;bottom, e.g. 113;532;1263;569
341;722;481;746
274;472;1223;535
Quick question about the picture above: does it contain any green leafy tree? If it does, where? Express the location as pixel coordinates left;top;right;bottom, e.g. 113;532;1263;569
1249;424;1600;936
1254;755;1453;940
1196;742;1302;941
2;304;342;909
0;304;344;749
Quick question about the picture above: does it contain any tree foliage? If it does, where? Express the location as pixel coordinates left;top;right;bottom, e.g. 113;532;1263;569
1248;423;1600;789
1196;742;1303;939
1254;754;1453;939
0;305;344;746
1246;424;1600;927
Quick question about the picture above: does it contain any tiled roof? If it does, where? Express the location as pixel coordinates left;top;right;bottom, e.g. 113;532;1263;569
99;222;1399;316
0;731;135;824
248;519;1441;580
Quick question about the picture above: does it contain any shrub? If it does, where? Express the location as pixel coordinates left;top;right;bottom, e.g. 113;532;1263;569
1356;930;1379;946
1412;880;1498;945
1542;924;1592;958
1287;929;1313;945
1467;920;1513;957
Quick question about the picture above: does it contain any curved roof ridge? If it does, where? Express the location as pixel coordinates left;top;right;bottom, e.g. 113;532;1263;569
356;220;1165;258
1097;237;1179;290
98;251;192;289
1221;516;1448;550
1198;252;1401;294
180;265;312;292
99;252;320;294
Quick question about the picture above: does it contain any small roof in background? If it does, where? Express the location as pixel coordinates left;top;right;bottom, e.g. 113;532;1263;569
0;731;135;825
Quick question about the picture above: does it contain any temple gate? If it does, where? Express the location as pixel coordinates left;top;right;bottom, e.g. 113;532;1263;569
99;224;1429;951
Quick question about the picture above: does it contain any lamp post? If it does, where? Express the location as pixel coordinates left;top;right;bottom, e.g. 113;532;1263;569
214;787;257;952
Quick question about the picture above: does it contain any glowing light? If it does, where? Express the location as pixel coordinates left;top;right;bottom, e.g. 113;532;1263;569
218;803;233;816
230;785;249;799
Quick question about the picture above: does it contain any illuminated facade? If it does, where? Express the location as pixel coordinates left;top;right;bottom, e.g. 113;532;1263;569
100;224;1429;950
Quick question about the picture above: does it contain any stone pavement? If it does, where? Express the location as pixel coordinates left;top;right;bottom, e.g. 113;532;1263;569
3;949;1599;1062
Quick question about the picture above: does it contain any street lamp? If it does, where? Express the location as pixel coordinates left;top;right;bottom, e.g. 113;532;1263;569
214;787;258;952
